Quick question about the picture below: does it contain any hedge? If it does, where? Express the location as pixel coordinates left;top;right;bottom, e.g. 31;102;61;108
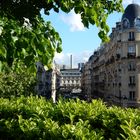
0;71;36;98
0;96;140;140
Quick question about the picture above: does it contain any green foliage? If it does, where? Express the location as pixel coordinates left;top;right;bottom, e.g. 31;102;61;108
0;70;36;98
0;15;62;71
0;96;140;139
1;0;123;41
1;0;123;42
0;0;123;71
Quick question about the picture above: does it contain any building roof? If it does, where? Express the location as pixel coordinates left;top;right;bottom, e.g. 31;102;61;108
122;4;140;27
60;68;80;72
88;55;94;61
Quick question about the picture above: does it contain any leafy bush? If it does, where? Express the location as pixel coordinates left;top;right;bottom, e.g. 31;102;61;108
0;70;36;98
0;96;140;140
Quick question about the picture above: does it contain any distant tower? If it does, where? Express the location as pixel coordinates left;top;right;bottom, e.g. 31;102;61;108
70;55;72;69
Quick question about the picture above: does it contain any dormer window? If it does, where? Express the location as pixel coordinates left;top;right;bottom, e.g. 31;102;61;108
122;18;130;29
135;17;140;28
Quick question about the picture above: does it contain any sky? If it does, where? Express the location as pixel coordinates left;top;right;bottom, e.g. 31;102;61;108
42;0;140;68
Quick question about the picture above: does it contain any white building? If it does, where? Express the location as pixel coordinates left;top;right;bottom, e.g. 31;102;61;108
60;68;81;92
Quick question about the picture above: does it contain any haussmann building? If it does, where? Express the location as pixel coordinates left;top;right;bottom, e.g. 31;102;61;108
84;3;140;107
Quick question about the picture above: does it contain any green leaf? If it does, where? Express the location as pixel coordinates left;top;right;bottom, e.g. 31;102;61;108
0;43;6;58
98;31;105;39
56;46;62;53
100;21;105;29
0;0;123;72
28;65;36;73
89;16;95;25
24;55;34;66
82;18;89;28
54;7;59;13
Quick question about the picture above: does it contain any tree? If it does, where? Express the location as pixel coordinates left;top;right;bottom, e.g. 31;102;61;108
0;16;62;72
0;0;123;72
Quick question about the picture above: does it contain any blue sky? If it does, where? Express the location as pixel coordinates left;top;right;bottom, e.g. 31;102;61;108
42;0;140;68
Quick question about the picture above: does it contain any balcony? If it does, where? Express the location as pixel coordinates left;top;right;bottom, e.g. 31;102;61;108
128;83;136;87
128;68;136;71
121;57;126;60
137;56;140;59
127;53;136;59
117;40;121;42
128;38;135;41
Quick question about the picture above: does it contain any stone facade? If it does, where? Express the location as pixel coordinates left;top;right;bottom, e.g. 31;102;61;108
60;68;81;92
36;62;61;103
82;4;140;107
81;60;92;101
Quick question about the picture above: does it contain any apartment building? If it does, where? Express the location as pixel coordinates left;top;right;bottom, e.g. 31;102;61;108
81;57;93;101
82;3;140;107
60;68;81;92
36;62;61;103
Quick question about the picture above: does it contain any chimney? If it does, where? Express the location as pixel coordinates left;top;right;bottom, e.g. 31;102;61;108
70;54;72;69
62;65;66;69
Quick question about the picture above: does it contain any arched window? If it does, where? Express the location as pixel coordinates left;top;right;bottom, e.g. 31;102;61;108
134;17;140;28
122;18;130;29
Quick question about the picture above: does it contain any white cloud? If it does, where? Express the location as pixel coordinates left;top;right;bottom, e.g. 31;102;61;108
54;52;71;67
60;11;85;32
54;50;92;68
123;0;133;5
123;0;140;5
59;1;140;32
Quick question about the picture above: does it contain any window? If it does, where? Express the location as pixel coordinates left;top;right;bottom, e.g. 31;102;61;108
135;17;140;28
119;83;121;87
116;54;121;59
118;64;121;72
128;45;135;53
128;32;135;41
128;45;136;58
128;61;136;71
130;76;135;83
129;91;135;100
123;18;130;29
129;76;135;86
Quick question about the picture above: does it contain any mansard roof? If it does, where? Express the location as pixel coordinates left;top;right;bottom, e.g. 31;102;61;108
122;4;140;27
